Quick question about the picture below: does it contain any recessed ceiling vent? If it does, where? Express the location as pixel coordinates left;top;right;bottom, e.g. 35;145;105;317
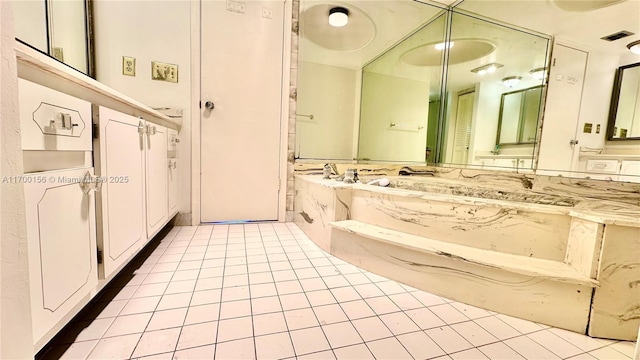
601;30;634;42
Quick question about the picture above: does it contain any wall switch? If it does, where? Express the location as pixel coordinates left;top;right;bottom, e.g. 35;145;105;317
226;0;246;13
583;123;593;133
122;56;136;76
596;124;601;134
151;61;178;83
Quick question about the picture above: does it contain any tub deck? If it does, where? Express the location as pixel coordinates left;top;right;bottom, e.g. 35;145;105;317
294;174;640;340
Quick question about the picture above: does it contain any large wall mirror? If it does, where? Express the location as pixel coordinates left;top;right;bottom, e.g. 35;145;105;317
12;0;93;77
608;62;640;140
497;86;543;145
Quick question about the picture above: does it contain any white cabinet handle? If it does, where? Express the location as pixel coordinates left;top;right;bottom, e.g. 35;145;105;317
80;171;102;194
137;120;146;136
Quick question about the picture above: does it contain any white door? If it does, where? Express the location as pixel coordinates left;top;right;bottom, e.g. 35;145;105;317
537;43;588;173
23;167;98;344
200;0;284;222
146;123;168;237
452;91;474;164
95;106;147;279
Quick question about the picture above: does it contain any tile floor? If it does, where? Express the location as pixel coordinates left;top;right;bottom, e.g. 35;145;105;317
40;223;637;360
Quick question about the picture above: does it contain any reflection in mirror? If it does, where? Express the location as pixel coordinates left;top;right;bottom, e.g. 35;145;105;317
358;12;446;163
12;0;92;76
440;11;549;169
608;62;640;140
497;86;542;145
296;0;446;160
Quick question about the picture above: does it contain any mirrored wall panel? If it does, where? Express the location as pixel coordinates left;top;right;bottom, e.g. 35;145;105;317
12;0;91;76
296;0;446;160
440;11;549;170
608;62;640;140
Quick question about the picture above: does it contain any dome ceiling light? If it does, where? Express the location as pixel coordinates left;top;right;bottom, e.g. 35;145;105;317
627;40;640;54
329;7;349;27
529;67;548;80
502;76;522;87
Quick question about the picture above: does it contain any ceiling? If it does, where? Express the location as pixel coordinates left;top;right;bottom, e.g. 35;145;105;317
300;0;640;70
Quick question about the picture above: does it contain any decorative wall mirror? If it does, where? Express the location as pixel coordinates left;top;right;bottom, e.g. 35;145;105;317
12;0;94;77
496;85;542;145
607;62;640;140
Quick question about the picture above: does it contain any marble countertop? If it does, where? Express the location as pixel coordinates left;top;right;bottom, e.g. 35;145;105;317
15;42;181;131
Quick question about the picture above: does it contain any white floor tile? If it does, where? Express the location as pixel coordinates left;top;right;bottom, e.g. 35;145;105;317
156;292;192;311
608;341;636;358
364;296;401;315
450;302;494;319
176;321;218;350
425;326;475;354
297;350;336;360
146;307;188;331
103;313;152;337
379;311;420;335
333;343;375;359
255;331;296;359
88;333;141;359
251;295;283;315
214;337;255;360
496;314;545;334
253;312;288;336
352;316;393;341
322;322;364;348
340;299;376;320
475;315;521;340
354;283;385;298
219;299;252;319
276;280;304;295
397;330;446;359
306;289;337;306
405;307;446;330
47;340;98;360
284;308;319;330
279;292;311;311
173;344;215;359
478;342;526;359
429;303;470;324
565;353;599;360
330;287;361;302
290;327;331;356
56;318;115;343
366;337;413;360
119;296;161;316
216;316;254;343
451;321;499;347
528;329;584;358
131;327;181;358
221;285;250;301
184;303;220;325
588;344;633;359
190;289;222;306
450;348;490;359
199;267;224;279
249;282;278;298
312;304;349;325
504;335;561;359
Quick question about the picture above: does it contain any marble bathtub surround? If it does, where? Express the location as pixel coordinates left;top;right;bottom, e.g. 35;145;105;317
293;174;640;340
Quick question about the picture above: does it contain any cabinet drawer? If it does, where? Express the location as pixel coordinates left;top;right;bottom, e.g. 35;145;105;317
586;159;619;173
18;78;92;151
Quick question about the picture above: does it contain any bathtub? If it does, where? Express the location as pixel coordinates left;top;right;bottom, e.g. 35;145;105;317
294;174;640;340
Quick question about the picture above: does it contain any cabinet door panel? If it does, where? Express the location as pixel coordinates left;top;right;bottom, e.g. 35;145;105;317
96;107;146;279
168;129;179;217
23;168;98;344
146;124;168;237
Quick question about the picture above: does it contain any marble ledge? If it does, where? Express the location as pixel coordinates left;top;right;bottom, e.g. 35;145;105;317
569;210;640;228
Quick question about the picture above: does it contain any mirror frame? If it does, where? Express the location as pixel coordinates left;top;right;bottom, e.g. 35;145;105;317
606;61;640;141
495;85;543;146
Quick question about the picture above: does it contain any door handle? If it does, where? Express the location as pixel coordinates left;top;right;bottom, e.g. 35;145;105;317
80;171;102;194
569;139;579;146
204;101;215;110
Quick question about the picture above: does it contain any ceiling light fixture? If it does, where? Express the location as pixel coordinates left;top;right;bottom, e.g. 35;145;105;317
502;76;522;87
329;7;349;27
471;63;503;75
529;67;547;80
435;42;454;50
627;40;640;55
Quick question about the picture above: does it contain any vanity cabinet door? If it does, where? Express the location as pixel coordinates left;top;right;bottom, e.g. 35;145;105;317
23;167;98;345
620;160;640;183
94;106;147;279
168;129;179;218
146;124;169;238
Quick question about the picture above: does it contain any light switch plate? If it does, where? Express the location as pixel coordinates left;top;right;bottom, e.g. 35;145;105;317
122;56;136;76
151;61;178;83
53;47;64;62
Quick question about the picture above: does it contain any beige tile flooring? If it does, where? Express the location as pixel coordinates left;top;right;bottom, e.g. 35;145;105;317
40;223;636;360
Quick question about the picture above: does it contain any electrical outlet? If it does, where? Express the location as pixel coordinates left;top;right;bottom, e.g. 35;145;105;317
52;47;64;62
151;61;178;83
122;56;136;76
262;7;273;19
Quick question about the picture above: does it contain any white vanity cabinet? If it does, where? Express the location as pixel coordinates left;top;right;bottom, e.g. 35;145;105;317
94;106;147;279
620;160;640;182
146;123;169;238
168;129;179;217
23;168;99;345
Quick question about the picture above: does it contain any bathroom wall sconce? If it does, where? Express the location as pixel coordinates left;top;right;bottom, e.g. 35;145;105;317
435;42;454;50
529;67;547;80
502;76;522;87
627;40;640;54
329;7;349;27
471;63;503;75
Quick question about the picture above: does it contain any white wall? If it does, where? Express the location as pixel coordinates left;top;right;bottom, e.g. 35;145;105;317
93;0;191;218
469;81;501;163
296;61;355;160
1;1;35;358
359;72;429;162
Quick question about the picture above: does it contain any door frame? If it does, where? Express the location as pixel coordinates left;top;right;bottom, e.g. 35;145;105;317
189;0;292;225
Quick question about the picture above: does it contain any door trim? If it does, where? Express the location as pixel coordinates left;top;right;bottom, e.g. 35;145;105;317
190;0;292;224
